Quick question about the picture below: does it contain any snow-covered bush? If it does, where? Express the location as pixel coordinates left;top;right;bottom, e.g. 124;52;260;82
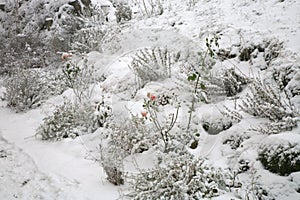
263;39;283;66
142;93;182;151
127;153;227;199
36;100;112;140
223;133;250;150
130;47;174;88
240;79;296;122
115;2;132;23
272;63;300;97
0;34;50;74
3;69;63;112
100;143;125;186
60;58;100;102
133;0;163;18
109;116;158;154
258;117;300;135
258;139;300;176
240;79;299;134
222;68;248;97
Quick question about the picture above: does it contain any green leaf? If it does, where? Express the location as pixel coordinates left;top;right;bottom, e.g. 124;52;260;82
188;73;197;81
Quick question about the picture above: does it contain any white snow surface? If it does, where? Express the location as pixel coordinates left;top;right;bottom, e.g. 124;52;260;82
1;0;300;199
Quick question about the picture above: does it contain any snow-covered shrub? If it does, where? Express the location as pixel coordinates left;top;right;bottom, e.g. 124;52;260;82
3;69;62;112
142;93;181;151
109;116;157;154
36;100;112;140
127;153;227;199
222;68;248;97
240;79;296;122
60;58;100;102
258;117;300;135
273;63;300;97
0;34;49;74
223;133;250;150
70;27;105;52
115;2;132;23
134;0;163;17
264;39;283;66
240;79;299;134
100;143;125;185
130;47;174;88
258;139;300;176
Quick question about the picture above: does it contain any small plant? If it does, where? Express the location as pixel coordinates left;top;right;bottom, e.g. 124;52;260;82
115;2;132;23
36;99;112;140
109;115;157;154
223;133;250;150
142;92;180;151
99;143;125;186
60;57;98;102
130;47;174;88
70;27;105;53
240;79;295;122
127;153;227;199
222;68;248;97
258;139;300;176
133;0;163;17
186;35;219;130
3;68;63;112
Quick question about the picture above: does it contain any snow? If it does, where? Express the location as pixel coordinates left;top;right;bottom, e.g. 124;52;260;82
1;0;300;199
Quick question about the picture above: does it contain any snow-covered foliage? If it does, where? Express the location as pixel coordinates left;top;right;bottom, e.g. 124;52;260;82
109;117;157;154
130;47;174;88
36;99;112;140
3;68;64;112
127;153;227;199
114;2;132;23
258;138;300;176
240;79;297;122
100;142;125;186
1;0;300;199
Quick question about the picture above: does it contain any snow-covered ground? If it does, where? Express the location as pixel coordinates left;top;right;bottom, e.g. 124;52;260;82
1;0;300;199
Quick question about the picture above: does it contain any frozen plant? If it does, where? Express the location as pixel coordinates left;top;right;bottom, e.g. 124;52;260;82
130;47;174;88
60;57;99;102
99;142;125;186
109;115;158;154
240;79;296;122
257;116;299;135
127;153;227;199
223;133;250;150
258;139;300;176
0;34;49;74
222;68;248;97
36;99;112;140
132;0;163;18
240;78;299;134
114;2;132;23
3;68;63;112
142;93;180;152
186;35;219;130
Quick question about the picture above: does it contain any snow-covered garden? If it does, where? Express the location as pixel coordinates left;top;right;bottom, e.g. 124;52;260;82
0;0;300;199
